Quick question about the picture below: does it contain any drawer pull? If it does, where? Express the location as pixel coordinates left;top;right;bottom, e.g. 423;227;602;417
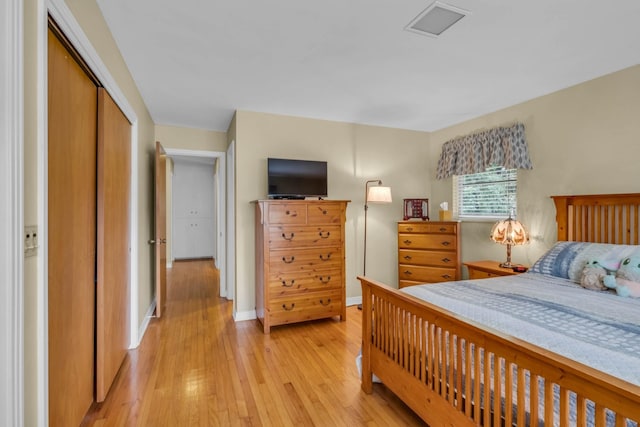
319;230;331;238
403;255;412;260
282;303;295;311
318;276;331;284
441;241;450;246
281;279;295;287
319;253;332;261
406;227;414;231
442;274;452;279
319;298;331;306
404;270;412;275
281;232;295;241
282;256;295;264
322;209;328;215
403;239;412;245
439;227;447;232
442;257;451;263
285;210;297;217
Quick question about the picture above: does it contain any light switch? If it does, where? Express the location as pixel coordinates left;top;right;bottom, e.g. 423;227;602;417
25;225;38;257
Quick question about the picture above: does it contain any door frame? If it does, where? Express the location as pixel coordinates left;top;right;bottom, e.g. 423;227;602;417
226;141;236;303
165;149;227;299
38;1;139;425
1;0;24;425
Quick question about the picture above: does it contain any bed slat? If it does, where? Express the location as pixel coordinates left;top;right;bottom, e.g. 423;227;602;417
577;395;586;427
493;356;501;426
530;373;539;427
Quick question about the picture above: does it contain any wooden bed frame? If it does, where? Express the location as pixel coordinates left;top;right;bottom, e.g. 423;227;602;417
358;193;640;426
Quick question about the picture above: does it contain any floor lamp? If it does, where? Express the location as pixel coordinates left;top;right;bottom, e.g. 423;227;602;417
359;180;392;309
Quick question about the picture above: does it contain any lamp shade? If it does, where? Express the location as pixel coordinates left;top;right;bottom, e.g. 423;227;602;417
490;218;529;246
367;186;392;203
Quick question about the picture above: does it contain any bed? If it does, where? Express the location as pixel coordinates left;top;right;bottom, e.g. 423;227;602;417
358;193;640;426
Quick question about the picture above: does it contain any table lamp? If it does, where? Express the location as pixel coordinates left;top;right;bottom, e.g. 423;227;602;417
490;210;529;268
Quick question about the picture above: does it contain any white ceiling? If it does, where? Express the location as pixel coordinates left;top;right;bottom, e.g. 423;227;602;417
96;0;640;133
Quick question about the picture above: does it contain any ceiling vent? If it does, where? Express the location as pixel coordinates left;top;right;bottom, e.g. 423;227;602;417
405;1;469;38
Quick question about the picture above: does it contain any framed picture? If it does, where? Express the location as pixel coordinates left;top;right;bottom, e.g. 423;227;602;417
403;198;429;220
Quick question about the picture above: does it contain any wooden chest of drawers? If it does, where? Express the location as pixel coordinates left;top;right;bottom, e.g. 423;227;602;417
397;221;461;288
254;200;349;333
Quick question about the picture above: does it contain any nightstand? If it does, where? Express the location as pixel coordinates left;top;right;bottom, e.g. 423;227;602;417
463;260;528;279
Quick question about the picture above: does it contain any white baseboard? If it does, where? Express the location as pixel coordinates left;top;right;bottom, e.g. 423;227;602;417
132;300;157;349
233;309;257;322
346;296;362;307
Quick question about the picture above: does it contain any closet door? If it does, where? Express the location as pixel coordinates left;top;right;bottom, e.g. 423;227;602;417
47;28;97;426
96;88;131;402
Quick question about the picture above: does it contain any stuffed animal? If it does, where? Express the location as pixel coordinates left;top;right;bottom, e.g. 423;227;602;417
603;256;640;297
580;260;609;291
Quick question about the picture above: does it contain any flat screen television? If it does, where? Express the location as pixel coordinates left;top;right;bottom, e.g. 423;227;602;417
267;158;328;199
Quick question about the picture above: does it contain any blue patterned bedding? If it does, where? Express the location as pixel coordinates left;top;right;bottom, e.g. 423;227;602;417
404;273;640;386
402;272;640;426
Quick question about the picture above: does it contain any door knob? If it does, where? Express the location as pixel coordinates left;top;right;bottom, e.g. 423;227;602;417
148;239;156;244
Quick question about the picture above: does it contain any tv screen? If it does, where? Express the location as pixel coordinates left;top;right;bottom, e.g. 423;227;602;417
268;158;328;199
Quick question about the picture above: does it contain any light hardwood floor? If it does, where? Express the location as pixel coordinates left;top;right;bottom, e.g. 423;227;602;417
82;260;424;426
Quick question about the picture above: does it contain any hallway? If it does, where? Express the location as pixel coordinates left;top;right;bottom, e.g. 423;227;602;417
82;260;423;426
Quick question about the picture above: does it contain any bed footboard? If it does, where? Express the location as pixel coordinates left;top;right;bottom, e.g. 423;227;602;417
359;276;640;427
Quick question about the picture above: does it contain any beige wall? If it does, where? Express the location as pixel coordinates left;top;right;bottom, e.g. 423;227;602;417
234;111;431;315
429;64;640;271
23;0;156;424
155;124;228;152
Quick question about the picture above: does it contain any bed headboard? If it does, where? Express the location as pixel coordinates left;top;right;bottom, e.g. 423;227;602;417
552;193;640;244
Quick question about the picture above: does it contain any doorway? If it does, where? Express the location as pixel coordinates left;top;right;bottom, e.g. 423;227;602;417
171;156;217;261
164;149;229;300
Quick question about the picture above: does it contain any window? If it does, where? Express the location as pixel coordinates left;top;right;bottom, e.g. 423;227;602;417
453;166;517;220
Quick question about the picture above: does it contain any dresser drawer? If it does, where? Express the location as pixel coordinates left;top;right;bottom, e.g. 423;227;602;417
268;289;343;325
398;233;457;250
398;222;456;234
268;203;307;224
306;203;344;224
398;249;457;267
468;269;500;279
268;269;342;298
398;264;457;283
268;225;341;249
269;247;343;273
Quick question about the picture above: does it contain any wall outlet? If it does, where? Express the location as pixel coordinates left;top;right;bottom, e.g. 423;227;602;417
25;225;38;257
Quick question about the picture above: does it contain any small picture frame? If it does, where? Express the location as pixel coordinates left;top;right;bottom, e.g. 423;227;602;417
403;198;429;221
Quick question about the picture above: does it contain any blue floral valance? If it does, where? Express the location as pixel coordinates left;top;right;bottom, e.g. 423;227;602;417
436;123;533;179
